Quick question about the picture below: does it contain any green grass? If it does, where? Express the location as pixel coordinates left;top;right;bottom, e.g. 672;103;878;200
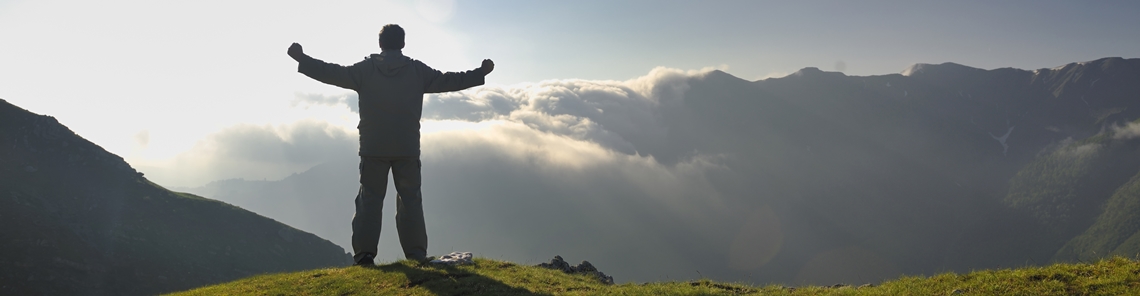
169;257;1140;296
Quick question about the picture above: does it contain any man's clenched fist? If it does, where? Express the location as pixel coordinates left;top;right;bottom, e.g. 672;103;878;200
480;59;494;75
288;43;304;61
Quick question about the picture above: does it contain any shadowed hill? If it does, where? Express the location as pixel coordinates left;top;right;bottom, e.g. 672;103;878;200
0;99;351;295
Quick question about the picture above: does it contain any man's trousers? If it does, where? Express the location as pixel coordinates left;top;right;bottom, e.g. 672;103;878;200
351;156;427;262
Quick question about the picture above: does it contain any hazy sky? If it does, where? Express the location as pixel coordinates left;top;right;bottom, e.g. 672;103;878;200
1;0;1138;183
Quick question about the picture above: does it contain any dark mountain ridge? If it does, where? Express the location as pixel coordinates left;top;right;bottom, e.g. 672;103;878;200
0;99;351;295
666;57;1140;281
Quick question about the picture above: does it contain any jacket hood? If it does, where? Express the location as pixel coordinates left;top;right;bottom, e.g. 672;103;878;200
369;52;411;76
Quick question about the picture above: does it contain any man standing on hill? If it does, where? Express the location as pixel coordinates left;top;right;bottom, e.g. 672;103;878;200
287;24;494;266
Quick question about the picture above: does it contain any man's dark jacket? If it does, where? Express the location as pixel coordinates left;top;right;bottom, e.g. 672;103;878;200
295;50;485;156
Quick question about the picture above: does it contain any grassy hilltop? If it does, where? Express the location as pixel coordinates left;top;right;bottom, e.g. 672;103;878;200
171;257;1140;296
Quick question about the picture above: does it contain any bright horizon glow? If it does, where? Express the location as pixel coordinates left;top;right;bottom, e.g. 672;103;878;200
2;0;1139;186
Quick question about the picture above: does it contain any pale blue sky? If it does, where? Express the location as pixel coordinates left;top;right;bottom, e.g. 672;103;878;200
0;0;1137;183
451;0;1140;82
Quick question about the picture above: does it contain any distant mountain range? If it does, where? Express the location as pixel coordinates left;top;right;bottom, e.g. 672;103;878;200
0;99;351;295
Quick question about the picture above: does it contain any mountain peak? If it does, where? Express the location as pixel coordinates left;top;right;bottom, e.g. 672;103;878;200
699;69;743;81
901;62;984;77
790;67;846;78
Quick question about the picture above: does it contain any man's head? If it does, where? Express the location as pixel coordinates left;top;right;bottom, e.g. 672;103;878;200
379;24;405;50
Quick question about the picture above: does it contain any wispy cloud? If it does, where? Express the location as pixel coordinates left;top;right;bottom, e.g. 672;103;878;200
1113;121;1140;140
292;92;359;113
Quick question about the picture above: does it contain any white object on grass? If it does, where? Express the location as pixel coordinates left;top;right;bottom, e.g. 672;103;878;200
430;252;474;265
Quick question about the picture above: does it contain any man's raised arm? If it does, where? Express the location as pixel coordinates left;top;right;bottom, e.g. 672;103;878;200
421;59;495;94
288;43;362;90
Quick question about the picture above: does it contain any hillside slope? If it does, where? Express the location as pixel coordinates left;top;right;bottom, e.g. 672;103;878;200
1057;170;1140;262
0;99;351;295
1031;121;1140;262
171;257;1140;296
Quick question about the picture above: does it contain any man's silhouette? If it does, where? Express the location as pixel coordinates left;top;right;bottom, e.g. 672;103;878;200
287;24;493;265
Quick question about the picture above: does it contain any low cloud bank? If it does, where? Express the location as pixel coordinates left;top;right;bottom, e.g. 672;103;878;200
140;120;356;187
159;67;715;187
298;67;711;158
292;92;360;113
